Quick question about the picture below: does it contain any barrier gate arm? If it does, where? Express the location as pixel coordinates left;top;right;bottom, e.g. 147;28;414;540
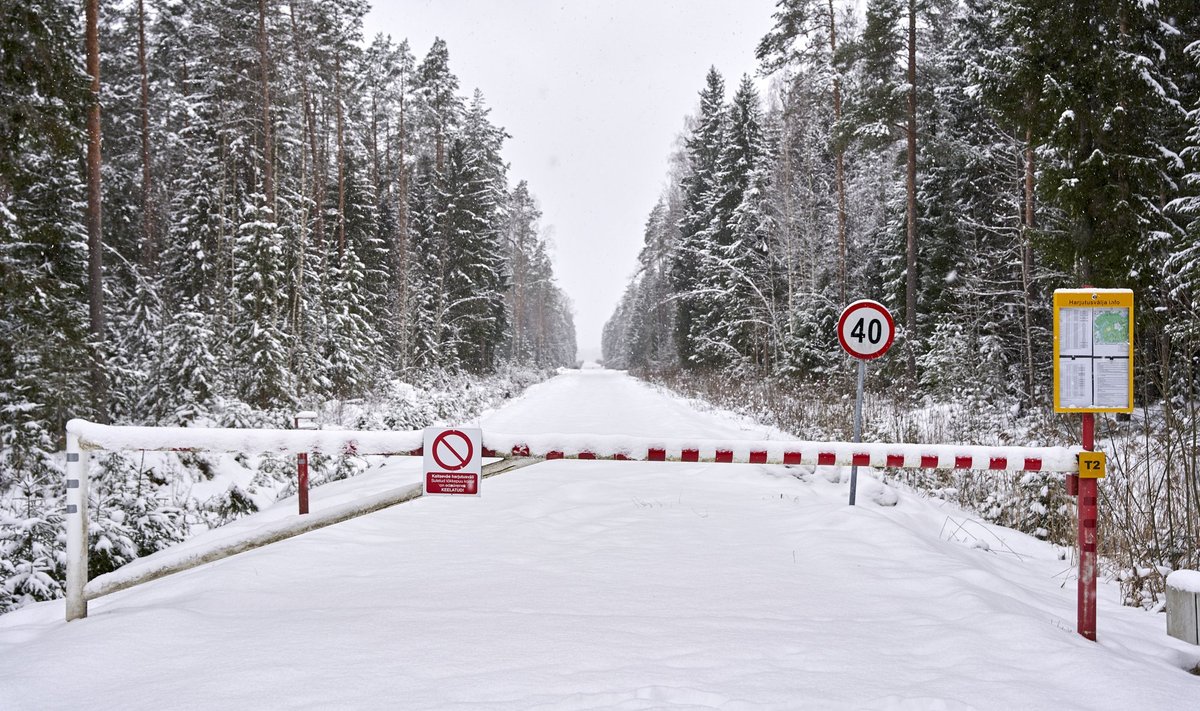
481;433;1083;473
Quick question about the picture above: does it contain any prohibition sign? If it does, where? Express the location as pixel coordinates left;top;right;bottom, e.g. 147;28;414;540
431;430;474;471
838;300;895;360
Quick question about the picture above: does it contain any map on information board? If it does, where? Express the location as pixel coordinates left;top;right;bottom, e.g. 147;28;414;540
1053;290;1134;413
1094;310;1129;346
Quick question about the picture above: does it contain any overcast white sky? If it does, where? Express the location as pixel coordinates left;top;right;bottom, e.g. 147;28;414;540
364;0;777;360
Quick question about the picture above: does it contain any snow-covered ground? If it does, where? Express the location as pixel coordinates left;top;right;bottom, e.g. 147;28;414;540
475;364;790;440
2;368;1198;709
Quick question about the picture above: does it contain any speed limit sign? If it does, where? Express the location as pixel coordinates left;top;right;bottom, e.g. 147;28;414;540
838;300;895;360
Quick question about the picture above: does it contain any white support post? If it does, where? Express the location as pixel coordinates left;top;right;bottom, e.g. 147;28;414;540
65;430;89;621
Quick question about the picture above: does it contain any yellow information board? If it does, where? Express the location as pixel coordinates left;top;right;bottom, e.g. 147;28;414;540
1053;289;1134;414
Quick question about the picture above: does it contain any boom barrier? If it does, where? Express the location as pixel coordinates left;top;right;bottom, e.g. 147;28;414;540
63;419;1085;624
477;434;1080;472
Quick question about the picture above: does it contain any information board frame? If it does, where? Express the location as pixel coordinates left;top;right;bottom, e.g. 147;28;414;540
1052;288;1134;414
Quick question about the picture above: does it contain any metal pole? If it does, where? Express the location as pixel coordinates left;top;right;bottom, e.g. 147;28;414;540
1078;412;1097;640
65;431;90;621
849;359;866;506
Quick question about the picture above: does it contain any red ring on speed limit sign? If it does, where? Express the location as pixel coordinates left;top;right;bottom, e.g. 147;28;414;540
837;300;895;360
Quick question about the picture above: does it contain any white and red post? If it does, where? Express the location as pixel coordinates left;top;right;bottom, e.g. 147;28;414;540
1078;412;1097;641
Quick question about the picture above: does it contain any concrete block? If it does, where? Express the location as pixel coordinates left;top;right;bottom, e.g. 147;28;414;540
1166;570;1200;645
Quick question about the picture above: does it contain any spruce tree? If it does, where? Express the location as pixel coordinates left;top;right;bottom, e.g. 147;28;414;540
672;68;727;366
231;198;294;410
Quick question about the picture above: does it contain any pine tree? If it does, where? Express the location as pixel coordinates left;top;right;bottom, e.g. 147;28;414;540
504;181;541;363
142;297;220;424
0;473;65;613
758;0;851;305
415;38;462;174
450;91;510;373
406;156;448;369
231;198;294;410
717;76;779;370
987;0;1181;286
1166;9;1200;336
672;68;727;366
0;0;94;492
325;238;382;398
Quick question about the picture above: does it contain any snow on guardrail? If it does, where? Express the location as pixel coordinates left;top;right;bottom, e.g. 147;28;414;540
68;419;425;456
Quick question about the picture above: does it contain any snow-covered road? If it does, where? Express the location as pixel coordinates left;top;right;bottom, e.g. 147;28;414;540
1;368;1197;709
476;365;787;440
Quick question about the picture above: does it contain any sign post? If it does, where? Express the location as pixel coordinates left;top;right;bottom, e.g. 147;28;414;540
1053;287;1133;642
423;427;483;497
837;300;895;506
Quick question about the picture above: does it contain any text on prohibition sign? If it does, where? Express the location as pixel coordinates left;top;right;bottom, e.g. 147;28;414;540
432;430;474;471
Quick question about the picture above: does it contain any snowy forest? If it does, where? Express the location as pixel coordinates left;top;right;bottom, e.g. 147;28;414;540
0;0;576;613
603;0;1200;606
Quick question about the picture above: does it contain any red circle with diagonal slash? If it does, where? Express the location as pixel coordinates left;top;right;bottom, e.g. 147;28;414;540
432;430;473;471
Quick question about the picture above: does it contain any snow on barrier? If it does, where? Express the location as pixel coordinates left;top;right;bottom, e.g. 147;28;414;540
63;419;1083;621
69;419;426;456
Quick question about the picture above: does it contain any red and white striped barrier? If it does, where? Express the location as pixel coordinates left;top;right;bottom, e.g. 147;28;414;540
478;434;1080;473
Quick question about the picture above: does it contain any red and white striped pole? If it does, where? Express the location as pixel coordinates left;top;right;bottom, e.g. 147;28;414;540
1078;412;1097;640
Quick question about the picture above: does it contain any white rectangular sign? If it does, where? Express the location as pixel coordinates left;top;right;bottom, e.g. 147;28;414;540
422;427;483;497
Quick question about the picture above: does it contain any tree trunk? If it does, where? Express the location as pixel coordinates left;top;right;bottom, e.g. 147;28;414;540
1021;129;1037;404
285;3;310;339
512;229;525;360
289;4;323;249
86;0;107;420
395;74;410;334
904;0;918;387
137;0;154;270
780;116;794;329
370;92;379;191
335;49;346;261
258;0;274;211
830;0;847;307
436;126;445;174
